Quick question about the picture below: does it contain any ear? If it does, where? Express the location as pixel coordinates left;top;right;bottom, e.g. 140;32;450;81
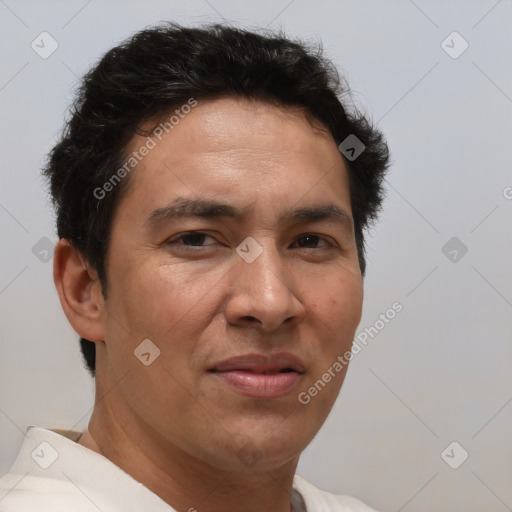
53;239;106;343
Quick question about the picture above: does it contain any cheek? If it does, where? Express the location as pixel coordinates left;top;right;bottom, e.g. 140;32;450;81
297;279;362;426
104;261;227;371
109;260;213;323
315;273;363;336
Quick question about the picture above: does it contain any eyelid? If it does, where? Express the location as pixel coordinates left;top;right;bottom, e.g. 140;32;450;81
166;230;338;249
167;231;217;246
292;234;336;248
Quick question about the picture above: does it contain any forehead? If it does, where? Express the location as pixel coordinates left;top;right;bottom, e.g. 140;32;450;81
137;97;334;159
118;97;351;221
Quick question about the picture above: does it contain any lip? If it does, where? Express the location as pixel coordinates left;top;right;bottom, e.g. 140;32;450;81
210;352;305;399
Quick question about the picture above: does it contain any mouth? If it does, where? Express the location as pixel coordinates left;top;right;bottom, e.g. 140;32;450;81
209;353;305;399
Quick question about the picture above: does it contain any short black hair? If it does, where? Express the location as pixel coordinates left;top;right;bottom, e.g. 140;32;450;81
43;22;390;378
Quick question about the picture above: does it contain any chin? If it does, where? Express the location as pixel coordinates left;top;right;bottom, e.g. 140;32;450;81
213;445;302;474
203;425;310;473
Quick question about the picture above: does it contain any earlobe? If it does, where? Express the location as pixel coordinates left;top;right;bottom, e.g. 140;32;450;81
53;239;105;343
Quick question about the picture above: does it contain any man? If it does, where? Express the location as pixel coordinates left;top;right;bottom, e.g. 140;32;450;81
0;23;389;511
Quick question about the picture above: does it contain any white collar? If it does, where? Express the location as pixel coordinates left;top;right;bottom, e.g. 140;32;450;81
5;426;307;511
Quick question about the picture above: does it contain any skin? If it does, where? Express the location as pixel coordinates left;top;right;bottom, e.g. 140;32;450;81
54;97;363;512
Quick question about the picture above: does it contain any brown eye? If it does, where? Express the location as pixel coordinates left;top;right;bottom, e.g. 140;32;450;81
167;231;217;248
293;234;332;249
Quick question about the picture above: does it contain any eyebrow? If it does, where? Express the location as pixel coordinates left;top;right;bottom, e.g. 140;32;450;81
146;197;353;233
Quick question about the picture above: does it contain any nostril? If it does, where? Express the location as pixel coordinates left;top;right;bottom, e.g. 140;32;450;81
241;316;260;324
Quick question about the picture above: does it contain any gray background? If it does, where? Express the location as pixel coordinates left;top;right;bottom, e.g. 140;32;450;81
1;1;511;511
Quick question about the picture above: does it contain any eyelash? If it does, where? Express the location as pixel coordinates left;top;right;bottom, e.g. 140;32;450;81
167;231;336;251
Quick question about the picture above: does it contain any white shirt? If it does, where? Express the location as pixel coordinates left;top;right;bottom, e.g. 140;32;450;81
0;426;379;512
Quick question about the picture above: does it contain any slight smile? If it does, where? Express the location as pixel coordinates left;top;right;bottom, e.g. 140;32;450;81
209;352;306;399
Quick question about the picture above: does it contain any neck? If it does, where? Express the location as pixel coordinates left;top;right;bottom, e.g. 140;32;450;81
77;382;299;512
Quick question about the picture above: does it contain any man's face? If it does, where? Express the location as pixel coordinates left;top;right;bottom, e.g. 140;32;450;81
96;97;363;471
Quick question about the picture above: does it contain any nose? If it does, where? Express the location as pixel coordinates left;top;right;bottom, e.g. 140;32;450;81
224;240;305;332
